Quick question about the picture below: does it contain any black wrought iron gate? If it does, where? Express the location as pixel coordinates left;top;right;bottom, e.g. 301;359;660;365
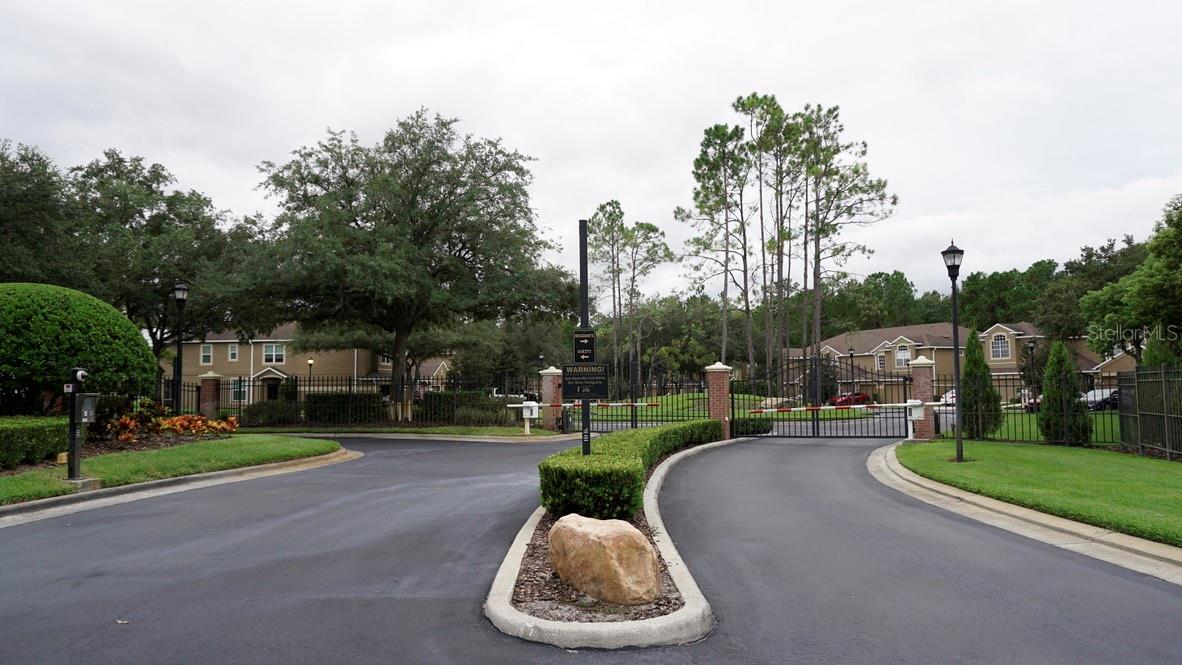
731;355;911;438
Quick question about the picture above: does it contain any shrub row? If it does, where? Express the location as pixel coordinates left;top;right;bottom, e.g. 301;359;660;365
240;400;301;427
538;420;722;520
304;393;385;424
0;416;69;469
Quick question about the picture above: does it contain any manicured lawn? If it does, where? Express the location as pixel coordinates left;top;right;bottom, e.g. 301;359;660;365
239;425;560;436
938;411;1121;443
588;392;873;421
0;434;339;506
897;440;1182;547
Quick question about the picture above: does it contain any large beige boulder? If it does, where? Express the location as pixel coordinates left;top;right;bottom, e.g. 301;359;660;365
548;513;661;605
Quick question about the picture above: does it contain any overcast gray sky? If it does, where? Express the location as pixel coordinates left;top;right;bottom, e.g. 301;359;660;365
4;1;1181;299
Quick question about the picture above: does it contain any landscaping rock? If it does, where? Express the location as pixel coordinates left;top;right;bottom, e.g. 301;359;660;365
547;513;661;605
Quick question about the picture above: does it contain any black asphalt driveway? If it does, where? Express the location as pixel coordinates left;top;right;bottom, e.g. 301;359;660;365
1;437;1179;664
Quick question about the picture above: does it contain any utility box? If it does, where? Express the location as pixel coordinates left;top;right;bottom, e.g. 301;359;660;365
906;399;925;421
521;401;539;420
76;393;101;424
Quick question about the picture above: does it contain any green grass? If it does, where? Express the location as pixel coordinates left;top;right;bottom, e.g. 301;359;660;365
238;424;560;436
897;440;1182;547
0;434;339;506
939;411;1120;444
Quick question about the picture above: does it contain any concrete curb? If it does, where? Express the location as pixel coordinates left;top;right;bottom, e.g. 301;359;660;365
868;441;1182;587
0;447;362;529
271;432;581;444
483;436;752;649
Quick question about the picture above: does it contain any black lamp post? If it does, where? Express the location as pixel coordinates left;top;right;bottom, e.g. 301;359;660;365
172;282;189;414
307;358;314;380
848;346;855;392
941;242;965;462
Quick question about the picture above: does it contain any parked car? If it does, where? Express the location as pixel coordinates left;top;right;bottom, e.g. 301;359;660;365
829;392;871;406
939;389;956;404
1024;394;1042;413
1082;388;1115;410
1091;389;1120;411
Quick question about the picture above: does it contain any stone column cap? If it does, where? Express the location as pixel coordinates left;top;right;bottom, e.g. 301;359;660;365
539;366;563;376
908;356;935;368
704;361;732;373
197;371;223;379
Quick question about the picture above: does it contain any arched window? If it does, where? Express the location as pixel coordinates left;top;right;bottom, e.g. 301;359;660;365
895;345;911;368
991;334;1010;359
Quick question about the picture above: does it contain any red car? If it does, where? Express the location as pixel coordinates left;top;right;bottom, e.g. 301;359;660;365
829;392;871;406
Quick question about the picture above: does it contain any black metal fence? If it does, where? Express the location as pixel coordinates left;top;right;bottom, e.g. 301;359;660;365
585;381;711;433
932;372;1121;445
1118;365;1182;460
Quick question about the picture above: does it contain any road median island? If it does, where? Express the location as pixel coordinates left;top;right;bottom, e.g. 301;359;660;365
485;421;751;649
0;434;344;509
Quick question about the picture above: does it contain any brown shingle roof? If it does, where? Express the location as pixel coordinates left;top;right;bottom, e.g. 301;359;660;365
198;322;299;342
820;323;973;355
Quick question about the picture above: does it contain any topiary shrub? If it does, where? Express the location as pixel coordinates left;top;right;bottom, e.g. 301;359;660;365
731;417;774;436
0;416;69;469
538;420;722;519
240;400;301;427
960;329;1004;438
1038;341;1092;445
304;392;385;424
0;283;157;415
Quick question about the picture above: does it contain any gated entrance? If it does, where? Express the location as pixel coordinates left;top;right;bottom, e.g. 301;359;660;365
732;356;911;438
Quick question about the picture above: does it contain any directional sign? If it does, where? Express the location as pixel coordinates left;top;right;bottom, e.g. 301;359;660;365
562;363;609;400
573;329;596;363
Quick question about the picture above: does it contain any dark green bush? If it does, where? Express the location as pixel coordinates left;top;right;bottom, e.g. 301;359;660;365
240;400;301;427
1039;341;1092;445
0;416;69;469
304;392;385;424
538;420;722;519
960;329;1004;438
731;417;774;436
0;283;157;415
418;390;505;423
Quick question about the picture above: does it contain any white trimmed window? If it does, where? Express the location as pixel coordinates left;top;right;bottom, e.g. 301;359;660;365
228;343;239;362
263;343;285;364
232;378;247;402
895;345;911;368
877;354;886;371
991;334;1010;360
200;344;213;365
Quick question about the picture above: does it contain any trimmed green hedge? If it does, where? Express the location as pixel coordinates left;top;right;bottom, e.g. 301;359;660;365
0;416;69;469
538;420;722;519
304;392;385;424
240;400;301;427
731;417;774;436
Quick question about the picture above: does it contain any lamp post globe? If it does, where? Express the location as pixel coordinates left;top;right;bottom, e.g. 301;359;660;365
307;358;314;379
942;242;965;462
171;282;189;415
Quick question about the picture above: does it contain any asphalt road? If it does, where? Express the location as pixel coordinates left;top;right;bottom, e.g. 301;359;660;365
1;437;1180;664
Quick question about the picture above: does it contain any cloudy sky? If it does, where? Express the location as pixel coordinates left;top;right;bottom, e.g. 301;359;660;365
4;1;1181;299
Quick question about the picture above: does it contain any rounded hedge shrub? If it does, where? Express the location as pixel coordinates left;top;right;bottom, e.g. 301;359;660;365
0;283;157;415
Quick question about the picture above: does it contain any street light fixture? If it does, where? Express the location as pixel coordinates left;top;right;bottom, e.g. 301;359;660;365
847;346;855;393
941;242;965;462
307;358;314;380
172;282;189;415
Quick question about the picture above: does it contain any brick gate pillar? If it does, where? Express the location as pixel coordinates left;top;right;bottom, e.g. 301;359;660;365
705;362;733;440
198;371;222;420
539;366;564;431
908;356;935;441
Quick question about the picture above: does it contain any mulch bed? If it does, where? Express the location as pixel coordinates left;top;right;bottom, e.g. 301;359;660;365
511;510;684;623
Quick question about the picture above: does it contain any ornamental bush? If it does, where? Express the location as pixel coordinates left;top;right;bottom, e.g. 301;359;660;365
731;417;774;436
0;416;68;469
538;420;722;519
0;283;157;415
240;400;301;427
1039;341;1092;445
959;329;1004;439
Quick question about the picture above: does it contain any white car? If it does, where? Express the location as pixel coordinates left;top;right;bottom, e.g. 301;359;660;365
1081;388;1114;409
939;389;956;404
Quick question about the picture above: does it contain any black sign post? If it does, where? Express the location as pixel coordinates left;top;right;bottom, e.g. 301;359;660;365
578;221;592;454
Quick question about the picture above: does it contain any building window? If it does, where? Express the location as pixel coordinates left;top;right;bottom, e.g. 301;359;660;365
263;343;285;364
991;334;1010;360
380;354;393;365
895;345;911;368
232;378;247;402
228;343;239;362
877;354;886;371
200;344;213;365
